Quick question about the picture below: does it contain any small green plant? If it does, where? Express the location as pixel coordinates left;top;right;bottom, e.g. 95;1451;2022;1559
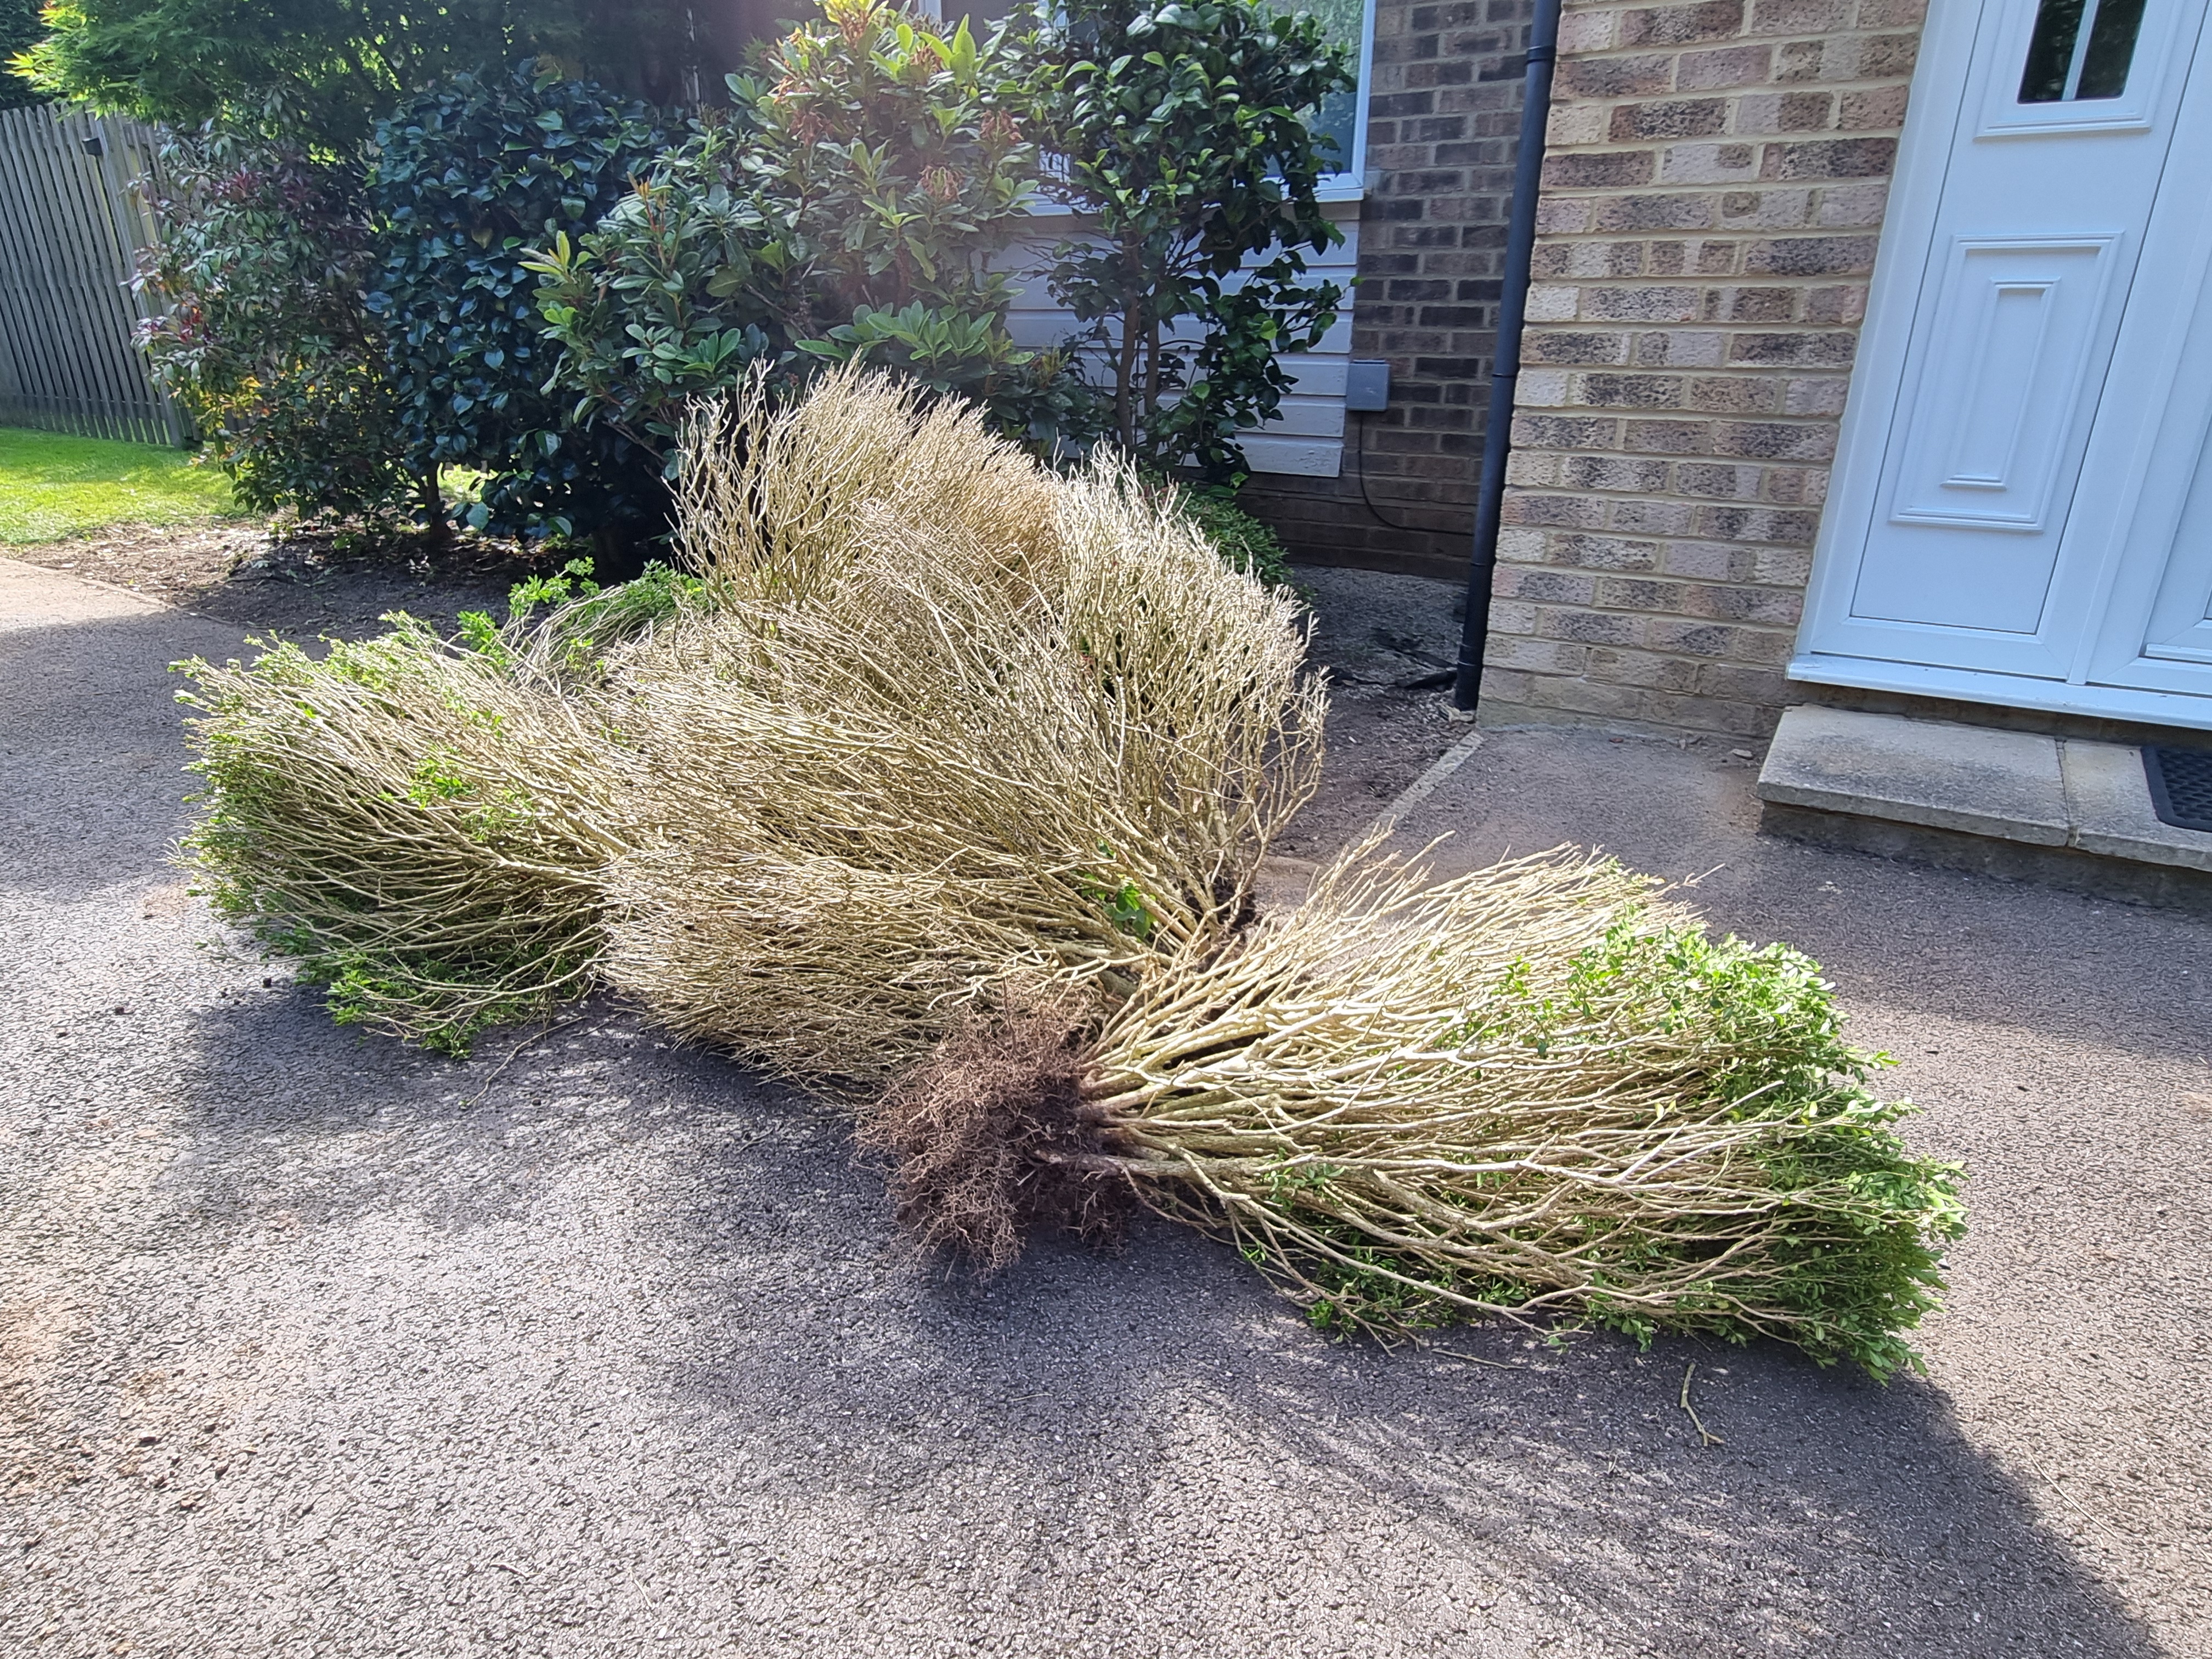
1008;0;1355;479
528;121;786;455
738;0;1035;332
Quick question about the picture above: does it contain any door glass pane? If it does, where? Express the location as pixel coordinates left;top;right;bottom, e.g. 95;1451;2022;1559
2078;0;2148;96
2018;0;2148;102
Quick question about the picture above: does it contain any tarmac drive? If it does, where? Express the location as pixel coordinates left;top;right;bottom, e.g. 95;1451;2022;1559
2;556;2208;1658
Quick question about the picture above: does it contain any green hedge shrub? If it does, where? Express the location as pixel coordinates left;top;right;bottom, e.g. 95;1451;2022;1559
137;108;420;524
365;62;668;540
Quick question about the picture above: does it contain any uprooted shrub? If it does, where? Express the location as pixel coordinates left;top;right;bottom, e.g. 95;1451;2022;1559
173;573;697;1053
175;366;1966;1374
882;847;1967;1378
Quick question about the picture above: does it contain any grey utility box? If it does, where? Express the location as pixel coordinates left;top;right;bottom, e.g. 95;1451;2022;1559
1344;358;1391;413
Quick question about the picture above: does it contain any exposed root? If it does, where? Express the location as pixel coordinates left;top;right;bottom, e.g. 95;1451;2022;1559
860;996;1136;1270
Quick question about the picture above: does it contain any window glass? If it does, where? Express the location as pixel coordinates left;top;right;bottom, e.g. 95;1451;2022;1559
1272;0;1366;173
947;0;1019;29
2018;0;2147;103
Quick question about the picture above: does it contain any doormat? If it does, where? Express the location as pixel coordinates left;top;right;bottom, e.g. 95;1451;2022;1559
2143;746;2212;834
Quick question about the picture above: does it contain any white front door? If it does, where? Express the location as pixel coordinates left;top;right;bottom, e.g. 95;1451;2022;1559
1798;0;2212;728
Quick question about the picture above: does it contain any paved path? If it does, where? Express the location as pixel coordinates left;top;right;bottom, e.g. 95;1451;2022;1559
3;557;2206;1657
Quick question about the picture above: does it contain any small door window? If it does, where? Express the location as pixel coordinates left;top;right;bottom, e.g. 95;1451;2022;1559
2019;0;2149;101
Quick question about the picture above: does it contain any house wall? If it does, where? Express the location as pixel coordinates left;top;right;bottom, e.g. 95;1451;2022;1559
1239;0;1538;578
1475;0;1928;738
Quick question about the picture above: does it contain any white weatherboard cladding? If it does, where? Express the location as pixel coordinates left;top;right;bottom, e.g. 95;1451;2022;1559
997;199;1363;477
1797;0;2212;727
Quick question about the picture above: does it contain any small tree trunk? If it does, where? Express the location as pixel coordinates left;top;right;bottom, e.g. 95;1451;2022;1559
1116;234;1145;455
416;464;448;551
1115;309;1141;455
1142;312;1163;466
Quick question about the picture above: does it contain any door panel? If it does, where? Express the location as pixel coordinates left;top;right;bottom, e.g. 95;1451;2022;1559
2068;22;2212;704
1801;0;2211;698
2082;212;2212;692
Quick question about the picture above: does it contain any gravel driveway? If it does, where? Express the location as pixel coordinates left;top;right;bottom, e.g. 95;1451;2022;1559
3;556;2207;1658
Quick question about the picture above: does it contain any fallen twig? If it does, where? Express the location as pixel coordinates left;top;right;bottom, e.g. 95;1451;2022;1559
1679;1362;1724;1448
2021;1450;2127;1549
1418;1341;1522;1370
466;1014;587;1108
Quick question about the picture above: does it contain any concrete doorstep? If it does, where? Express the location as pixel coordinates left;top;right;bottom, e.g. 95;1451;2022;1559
1757;704;2212;912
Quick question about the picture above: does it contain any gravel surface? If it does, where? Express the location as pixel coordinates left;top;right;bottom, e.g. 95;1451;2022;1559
3;551;2208;1658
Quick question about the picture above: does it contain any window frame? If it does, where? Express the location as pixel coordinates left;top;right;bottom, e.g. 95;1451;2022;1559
1313;0;1378;201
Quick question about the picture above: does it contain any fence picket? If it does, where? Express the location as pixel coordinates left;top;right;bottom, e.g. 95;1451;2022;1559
0;104;177;445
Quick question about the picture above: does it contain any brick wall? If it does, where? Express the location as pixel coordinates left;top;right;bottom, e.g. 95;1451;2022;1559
1242;0;1534;578
1477;0;1925;738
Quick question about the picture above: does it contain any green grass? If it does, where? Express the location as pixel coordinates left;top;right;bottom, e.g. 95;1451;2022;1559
0;426;242;544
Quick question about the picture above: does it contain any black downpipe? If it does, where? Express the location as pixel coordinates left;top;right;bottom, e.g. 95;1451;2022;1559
1451;0;1564;713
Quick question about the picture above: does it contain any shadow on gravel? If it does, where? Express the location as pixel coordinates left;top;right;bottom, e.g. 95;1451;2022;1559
0;610;235;898
10;586;2171;1658
735;1217;2158;1657
142;972;2169;1656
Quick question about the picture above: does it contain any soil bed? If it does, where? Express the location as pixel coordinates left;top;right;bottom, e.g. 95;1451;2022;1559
8;521;546;640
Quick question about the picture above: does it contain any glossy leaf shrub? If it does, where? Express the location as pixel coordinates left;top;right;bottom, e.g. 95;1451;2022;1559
365;62;668;539
1010;0;1356;479
532;0;1050;456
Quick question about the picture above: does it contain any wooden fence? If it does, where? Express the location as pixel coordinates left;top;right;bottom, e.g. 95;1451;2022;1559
0;105;181;446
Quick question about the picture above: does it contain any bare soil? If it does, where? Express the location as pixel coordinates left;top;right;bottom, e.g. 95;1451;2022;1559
1269;563;1470;855
7;521;546;641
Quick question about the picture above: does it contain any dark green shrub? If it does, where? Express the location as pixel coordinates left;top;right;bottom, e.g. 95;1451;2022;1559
137;109;420;524
21;0;707;145
1009;0;1356;480
365;62;669;540
0;0;44;108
